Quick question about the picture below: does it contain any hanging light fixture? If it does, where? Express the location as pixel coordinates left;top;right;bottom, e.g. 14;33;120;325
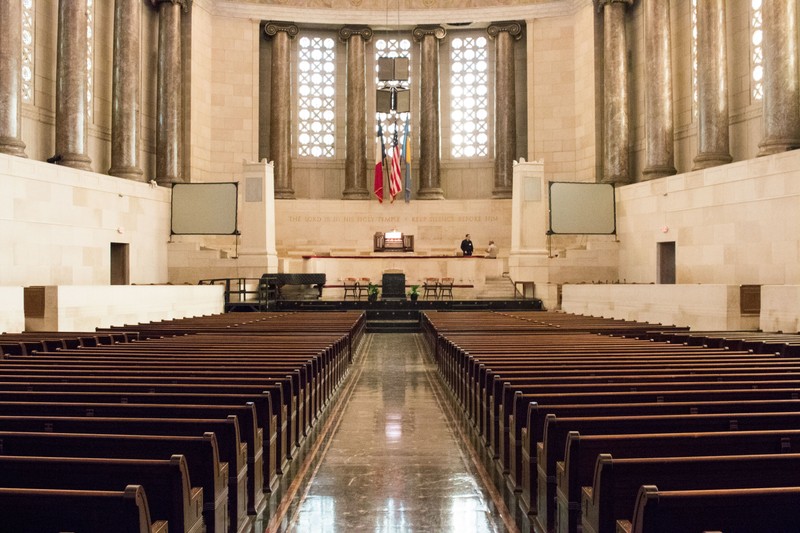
376;0;409;114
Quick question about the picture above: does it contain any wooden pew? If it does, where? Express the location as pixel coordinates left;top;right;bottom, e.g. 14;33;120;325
0;430;228;533
552;429;800;533
3;356;305;449
0;400;271;506
0;454;203;533
0;484;165;533
519;397;800;517
582;452;800;533
0;330;133;355
504;383;800;496
539;412;800;533
0;385;283;474
0;414;253;533
621;485;800;533
0;373;285;480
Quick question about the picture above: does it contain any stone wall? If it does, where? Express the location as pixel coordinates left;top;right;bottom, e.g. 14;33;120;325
615;149;800;286
0;154;171;286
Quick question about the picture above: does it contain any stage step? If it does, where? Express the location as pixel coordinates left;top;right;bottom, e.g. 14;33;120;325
366;310;421;333
367;319;421;333
476;276;516;299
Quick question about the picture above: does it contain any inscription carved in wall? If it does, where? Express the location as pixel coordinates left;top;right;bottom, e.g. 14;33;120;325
287;214;500;224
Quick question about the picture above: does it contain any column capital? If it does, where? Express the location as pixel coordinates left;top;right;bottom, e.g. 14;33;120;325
594;0;634;12
487;21;524;41
412;25;446;43
150;0;191;13
264;21;299;40
338;26;373;43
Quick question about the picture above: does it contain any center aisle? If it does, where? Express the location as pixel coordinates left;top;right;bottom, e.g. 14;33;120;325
274;333;516;532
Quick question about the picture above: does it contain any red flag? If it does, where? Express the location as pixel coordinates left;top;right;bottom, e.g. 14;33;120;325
374;123;385;203
389;128;402;201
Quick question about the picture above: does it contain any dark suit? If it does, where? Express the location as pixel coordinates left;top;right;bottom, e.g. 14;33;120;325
461;238;473;256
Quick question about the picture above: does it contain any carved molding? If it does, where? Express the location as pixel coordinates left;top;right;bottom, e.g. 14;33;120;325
150;0;192;13
412;25;446;43
338;26;373;43
487;21;524;40
595;0;634;12
264;21;299;39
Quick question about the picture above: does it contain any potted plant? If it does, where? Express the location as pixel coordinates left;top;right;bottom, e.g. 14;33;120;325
408;285;420;301
367;282;380;303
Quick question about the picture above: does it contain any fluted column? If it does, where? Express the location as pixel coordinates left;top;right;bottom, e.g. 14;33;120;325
340;26;372;199
265;22;298;199
693;0;731;170
758;0;800;155
0;0;27;157
413;25;445;200
642;0;675;180
488;21;522;198
54;0;92;170
109;0;143;181
152;0;188;184
600;0;633;184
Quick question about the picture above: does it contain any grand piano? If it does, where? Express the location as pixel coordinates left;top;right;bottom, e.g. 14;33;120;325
259;273;326;300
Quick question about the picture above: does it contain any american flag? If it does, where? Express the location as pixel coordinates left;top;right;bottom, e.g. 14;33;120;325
389;127;402;202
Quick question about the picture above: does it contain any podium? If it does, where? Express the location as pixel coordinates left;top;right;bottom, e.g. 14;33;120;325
381;273;406;300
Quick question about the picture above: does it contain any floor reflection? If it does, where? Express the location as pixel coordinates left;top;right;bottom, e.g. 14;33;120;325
284;333;510;532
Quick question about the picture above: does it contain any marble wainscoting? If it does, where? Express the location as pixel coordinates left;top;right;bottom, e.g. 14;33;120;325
561;284;760;331
0;287;25;333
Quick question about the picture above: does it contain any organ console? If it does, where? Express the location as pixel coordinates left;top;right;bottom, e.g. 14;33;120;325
373;231;414;252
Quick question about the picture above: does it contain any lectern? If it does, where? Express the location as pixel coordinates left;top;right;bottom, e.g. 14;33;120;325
381;273;406;300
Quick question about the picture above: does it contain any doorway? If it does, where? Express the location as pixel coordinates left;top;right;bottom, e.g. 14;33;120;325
657;241;676;284
110;243;129;285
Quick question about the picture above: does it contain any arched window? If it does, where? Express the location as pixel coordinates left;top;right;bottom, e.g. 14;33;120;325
21;0;34;104
449;35;488;158
297;35;336;158
751;0;764;101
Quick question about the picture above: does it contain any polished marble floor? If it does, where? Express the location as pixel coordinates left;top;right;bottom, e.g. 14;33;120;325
271;333;516;533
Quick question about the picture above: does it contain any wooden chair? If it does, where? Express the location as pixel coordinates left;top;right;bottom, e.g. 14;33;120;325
438;278;454;299
423;278;439;300
357;278;371;300
342;278;358;300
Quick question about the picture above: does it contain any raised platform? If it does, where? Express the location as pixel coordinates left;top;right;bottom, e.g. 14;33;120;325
227;298;542;313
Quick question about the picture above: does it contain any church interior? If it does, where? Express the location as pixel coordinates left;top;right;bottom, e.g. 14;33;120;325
1;0;800;531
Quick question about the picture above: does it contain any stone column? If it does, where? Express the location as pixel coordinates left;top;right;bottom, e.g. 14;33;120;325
54;0;92;170
265;22;298;199
693;0;731;170
488;21;523;198
642;0;675;180
340;26;372;199
0;0;27;157
600;0;633;184
758;0;800;155
152;0;188;184
413;25;445;200
109;0;143;181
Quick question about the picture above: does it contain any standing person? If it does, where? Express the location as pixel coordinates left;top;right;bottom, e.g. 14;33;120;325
460;234;474;256
485;240;498;258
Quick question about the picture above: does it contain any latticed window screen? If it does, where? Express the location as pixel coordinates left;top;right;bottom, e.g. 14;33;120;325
297;36;336;158
86;0;94;119
450;35;489;158
374;38;411;147
21;0;34;103
751;0;764;101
